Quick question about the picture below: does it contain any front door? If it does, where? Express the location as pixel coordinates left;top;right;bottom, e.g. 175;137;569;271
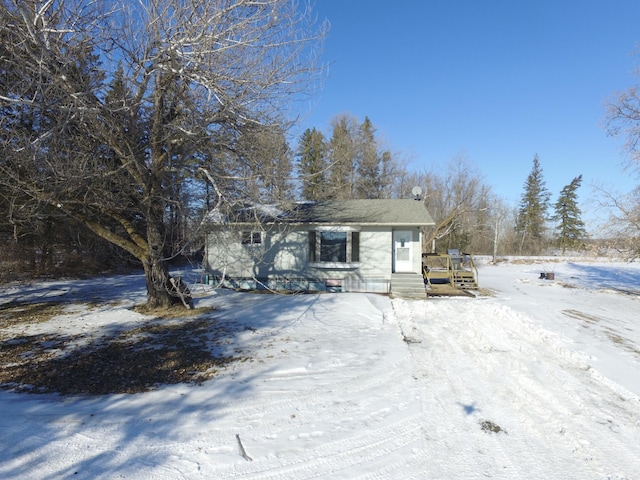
393;230;413;272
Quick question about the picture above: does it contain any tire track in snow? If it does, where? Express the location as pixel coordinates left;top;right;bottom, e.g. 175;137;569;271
393;299;528;480
161;295;425;479
395;297;640;480
211;414;426;479
471;305;640;479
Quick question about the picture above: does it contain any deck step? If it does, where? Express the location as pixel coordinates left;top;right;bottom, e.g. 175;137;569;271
390;273;426;300
453;271;478;289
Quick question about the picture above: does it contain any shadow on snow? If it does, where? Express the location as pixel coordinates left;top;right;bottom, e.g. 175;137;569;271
565;263;640;295
0;272;330;478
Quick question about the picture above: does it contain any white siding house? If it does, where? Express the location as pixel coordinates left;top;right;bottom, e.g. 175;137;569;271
204;199;435;293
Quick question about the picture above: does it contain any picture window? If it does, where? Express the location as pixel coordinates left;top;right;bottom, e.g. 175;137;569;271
308;230;359;263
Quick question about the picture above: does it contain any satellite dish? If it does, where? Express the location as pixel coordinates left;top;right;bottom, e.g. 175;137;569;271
412;186;423;197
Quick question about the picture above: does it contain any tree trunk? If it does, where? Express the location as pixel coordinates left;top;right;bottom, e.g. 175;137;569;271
143;203;193;309
144;203;175;308
143;253;194;309
143;254;175;309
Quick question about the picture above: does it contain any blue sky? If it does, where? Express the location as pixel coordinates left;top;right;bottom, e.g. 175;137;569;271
295;1;640;212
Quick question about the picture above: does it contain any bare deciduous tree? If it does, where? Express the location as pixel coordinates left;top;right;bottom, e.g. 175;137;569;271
420;154;490;253
593;185;640;258
605;85;640;170
0;0;326;307
603;65;640;254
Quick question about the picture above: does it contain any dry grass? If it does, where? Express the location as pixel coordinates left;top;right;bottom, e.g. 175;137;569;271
475;288;496;297
132;304;215;318
0;302;242;395
0;302;67;329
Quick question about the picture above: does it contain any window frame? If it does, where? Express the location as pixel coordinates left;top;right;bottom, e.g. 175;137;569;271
241;230;263;246
308;227;360;268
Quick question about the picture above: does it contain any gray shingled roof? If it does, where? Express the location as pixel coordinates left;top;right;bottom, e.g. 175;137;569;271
291;200;434;226
206;199;435;227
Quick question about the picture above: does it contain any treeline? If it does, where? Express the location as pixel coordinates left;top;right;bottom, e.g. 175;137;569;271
298;121;589;258
297;115;396;200
1;107;590;281
3;0;636;303
407;153;587;258
0;0;596;287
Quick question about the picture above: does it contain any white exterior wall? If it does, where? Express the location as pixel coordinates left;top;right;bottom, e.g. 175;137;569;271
205;230;256;278
205;225;422;292
358;227;392;276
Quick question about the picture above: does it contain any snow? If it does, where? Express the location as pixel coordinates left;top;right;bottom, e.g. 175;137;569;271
1;259;640;479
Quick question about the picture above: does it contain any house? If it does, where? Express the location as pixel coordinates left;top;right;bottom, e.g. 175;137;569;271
204;199;435;296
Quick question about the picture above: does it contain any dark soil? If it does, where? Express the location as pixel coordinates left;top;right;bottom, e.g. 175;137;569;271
479;420;507;434
0;303;242;395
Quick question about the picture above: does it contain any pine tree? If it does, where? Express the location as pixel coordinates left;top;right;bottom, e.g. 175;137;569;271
236;124;293;203
296;127;327;200
262;130;294;203
516;155;551;254
379;150;394;199
552;175;586;254
355;116;381;198
327;115;357;199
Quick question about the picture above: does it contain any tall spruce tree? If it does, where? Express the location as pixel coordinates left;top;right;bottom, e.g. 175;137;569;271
297;128;327;200
552;175;586;254
235;124;293;203
262;130;294;203
516;155;551;254
355;116;381;198
327;115;357;199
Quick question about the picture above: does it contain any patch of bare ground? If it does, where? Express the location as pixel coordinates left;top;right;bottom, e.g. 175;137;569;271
132;304;214;318
0;302;67;329
0;303;243;395
479;420;507;434
605;329;640;357
475;288;496;297
508;258;565;265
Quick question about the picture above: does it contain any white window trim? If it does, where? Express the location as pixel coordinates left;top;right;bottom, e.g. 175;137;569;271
315;226;359;232
310;261;360;270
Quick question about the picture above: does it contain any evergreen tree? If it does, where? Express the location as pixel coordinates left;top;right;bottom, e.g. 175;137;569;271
552;175;587;254
327;115;357;199
516;155;551;254
262;130;294;203
377;150;395;199
235;124;293;203
299;115;396;200
355;116;381;198
297;127;327;200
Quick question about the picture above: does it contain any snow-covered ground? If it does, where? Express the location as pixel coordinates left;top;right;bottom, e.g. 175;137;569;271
1;260;639;479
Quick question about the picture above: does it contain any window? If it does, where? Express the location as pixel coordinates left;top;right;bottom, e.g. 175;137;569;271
321;231;346;262
309;230;359;264
241;231;262;246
